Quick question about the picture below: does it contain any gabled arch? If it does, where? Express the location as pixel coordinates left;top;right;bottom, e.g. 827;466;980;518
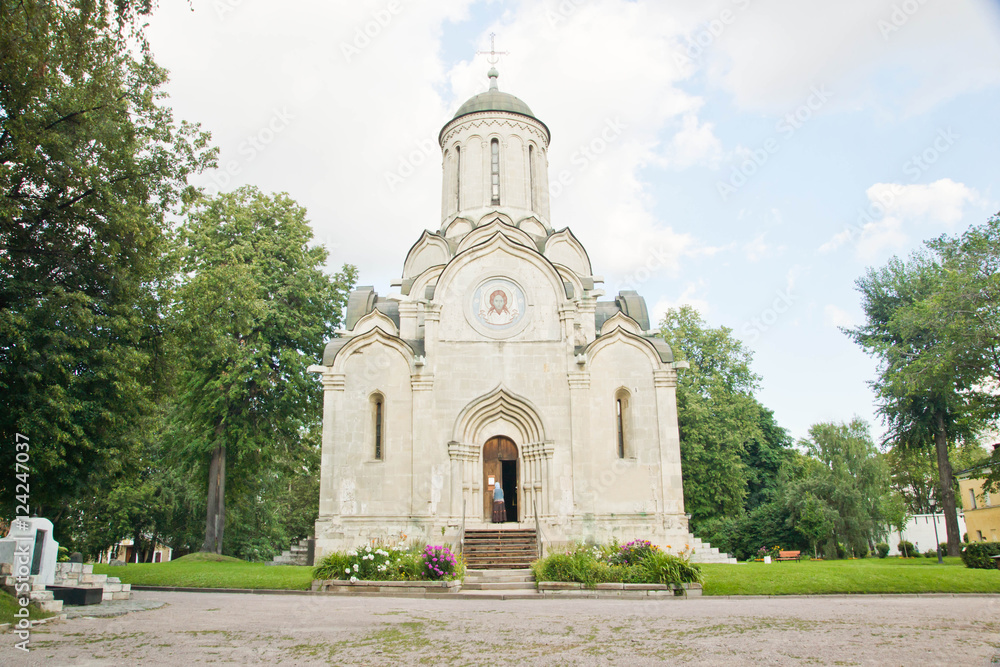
351;308;399;337
435;230;567;309
403;230;451;280
456;217;537;255
516;215;549;237
599;311;643;337
543;228;592;277
329;326;417;374
443;216;474;239
453;384;547;445
585;326;664;370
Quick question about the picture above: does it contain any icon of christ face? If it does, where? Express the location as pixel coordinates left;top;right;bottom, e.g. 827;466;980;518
489;290;508;316
479;285;519;326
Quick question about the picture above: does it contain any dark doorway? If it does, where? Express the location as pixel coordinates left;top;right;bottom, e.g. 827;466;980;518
483;436;518;522
31;530;45;575
501;459;518;522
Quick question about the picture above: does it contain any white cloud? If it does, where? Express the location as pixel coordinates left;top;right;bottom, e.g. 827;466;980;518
743;231;785;262
661;113;725;169
686;0;1000;114
820;178;982;259
824;305;857;329
651;282;712;324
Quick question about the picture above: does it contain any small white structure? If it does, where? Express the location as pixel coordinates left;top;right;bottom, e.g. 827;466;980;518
0;517;59;586
888;512;966;555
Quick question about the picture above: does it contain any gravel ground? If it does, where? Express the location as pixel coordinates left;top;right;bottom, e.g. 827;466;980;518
3;591;999;665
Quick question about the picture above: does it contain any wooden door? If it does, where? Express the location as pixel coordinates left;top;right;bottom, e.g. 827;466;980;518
483;437;517;521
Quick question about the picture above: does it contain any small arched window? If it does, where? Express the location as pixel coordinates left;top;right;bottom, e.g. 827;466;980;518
490;138;500;205
615;389;631;459
528;144;536;211
455;145;461;211
371;392;385;460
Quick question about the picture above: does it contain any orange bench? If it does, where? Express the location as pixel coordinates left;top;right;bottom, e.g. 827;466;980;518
777;550;801;561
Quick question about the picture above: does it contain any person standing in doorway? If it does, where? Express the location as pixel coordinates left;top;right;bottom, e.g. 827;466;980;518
492;480;506;523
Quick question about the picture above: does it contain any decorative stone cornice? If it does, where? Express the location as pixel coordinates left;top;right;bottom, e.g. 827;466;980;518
567;372;590;390
653;369;677;389
440;113;550;147
447;441;479;461
320;373;346;391
523;441;554;461
411;375;435;391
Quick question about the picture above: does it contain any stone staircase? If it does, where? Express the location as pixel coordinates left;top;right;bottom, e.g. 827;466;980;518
687;537;738;564
0;563;62;613
463;529;538;570
462;568;536;591
53;562;132;601
268;538;311;566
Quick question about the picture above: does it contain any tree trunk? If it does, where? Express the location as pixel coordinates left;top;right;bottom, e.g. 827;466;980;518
933;412;961;557
202;444;227;554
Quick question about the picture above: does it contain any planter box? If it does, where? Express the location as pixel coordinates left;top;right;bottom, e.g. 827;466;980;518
311;579;461;595
538;582;702;598
48;586;103;606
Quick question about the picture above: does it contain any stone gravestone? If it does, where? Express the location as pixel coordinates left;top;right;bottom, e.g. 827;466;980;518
0;518;60;586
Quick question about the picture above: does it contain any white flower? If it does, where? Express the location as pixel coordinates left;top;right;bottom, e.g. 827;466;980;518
350;576;358;583
345;568;350;574
353;563;359;572
347;549;356;557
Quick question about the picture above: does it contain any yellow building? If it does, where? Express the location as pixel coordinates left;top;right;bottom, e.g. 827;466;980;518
958;458;1000;543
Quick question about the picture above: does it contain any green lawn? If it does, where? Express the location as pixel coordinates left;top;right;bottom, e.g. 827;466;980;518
701;557;1000;596
92;554;1000;596
0;590;56;625
94;553;314;590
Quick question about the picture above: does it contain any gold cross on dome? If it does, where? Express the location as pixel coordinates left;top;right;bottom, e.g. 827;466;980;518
477;32;509;66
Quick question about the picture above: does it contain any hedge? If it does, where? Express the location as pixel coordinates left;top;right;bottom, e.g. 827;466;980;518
959;542;1000;569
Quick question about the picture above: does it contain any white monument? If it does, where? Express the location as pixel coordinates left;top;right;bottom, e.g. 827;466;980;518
309;66;730;562
0;517;59;586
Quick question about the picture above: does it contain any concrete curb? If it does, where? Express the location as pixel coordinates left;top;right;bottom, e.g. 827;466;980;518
127;585;1000;600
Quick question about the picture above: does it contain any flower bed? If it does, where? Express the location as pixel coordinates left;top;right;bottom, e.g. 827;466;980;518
312;542;464;586
531;540;703;589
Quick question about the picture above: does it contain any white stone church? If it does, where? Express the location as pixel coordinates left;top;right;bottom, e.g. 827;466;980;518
310;68;731;563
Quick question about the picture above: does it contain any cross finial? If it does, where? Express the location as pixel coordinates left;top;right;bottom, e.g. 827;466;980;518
477;32;509;66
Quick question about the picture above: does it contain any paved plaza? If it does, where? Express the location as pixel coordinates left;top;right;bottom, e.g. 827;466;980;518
3;591;999;665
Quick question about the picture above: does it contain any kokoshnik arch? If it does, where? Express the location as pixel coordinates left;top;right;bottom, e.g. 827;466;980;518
308;67;732;562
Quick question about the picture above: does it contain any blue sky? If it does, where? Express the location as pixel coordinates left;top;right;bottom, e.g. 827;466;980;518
145;0;1000;443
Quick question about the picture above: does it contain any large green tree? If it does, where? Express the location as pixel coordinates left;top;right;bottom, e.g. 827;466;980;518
847;252;985;555
170;187;354;554
0;0;213;522
789;419;891;557
659;306;794;533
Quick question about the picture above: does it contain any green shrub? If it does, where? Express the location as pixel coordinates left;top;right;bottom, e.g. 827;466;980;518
875;543;889;558
898;541;918;558
533;540;702;587
959;542;1000;569
923;549;937;558
641;550;703;585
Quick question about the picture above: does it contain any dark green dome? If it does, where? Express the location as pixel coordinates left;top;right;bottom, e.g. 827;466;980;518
452;68;536;120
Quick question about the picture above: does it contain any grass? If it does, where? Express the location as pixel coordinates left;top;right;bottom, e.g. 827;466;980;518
701;556;1000;596
91;553;1000;595
94;553;314;590
0;590;56;625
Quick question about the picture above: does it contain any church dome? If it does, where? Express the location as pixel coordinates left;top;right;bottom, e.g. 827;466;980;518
452;67;536;121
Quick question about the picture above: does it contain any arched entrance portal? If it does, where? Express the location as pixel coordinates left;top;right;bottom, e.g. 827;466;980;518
483;437;518;522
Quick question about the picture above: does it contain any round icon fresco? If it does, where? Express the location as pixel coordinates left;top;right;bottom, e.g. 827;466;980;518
470;278;527;332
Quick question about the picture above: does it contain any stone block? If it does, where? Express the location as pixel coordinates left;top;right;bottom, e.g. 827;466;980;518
104;583;122;593
538;582;582;590
624;583;668;590
38;599;63;613
594;583;623;590
112;591;130;600
83;564;93;574
120;584;130;592
0;562;10;575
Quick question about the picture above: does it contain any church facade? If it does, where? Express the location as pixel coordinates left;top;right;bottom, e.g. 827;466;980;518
310;69;728;562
